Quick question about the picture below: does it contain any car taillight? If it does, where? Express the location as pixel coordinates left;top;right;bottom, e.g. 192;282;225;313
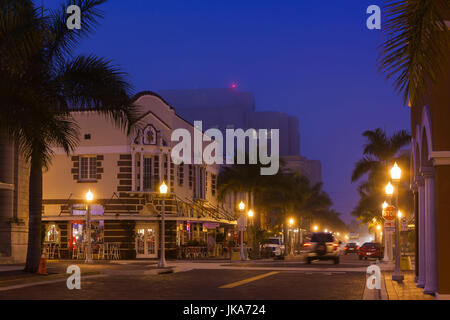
356;246;360;250
303;243;312;247
332;243;339;250
344;246;348;250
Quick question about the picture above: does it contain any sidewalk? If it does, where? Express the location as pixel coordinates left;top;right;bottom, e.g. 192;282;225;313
383;271;434;300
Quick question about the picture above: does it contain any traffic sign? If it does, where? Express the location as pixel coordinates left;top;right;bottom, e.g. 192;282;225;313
382;205;396;221
384;220;395;232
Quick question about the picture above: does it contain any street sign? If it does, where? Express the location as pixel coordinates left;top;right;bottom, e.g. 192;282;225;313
237;215;247;231
401;217;408;232
382;205;396;221
384;220;395;232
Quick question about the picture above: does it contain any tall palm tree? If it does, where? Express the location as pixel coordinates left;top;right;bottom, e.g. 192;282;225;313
378;0;449;105
351;128;411;223
351;128;410;183
0;0;139;272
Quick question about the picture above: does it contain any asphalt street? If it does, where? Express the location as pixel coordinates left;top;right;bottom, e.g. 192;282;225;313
0;254;371;300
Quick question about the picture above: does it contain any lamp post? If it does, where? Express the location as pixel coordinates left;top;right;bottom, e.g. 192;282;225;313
288;218;294;255
85;190;94;264
247;209;254;253
238;201;246;260
390;162;404;282
158;181;168;268
313;225;318;232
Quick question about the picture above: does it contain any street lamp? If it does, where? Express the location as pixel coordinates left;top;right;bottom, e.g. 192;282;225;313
158;181;168;268
238;201;245;211
390;162;404;282
288;218;294;227
313;225;318;232
324;228;328;233
385;182;394;196
237;201;246;261
288;218;294;255
382;201;388;210
391;162;401;181
85;190;94;264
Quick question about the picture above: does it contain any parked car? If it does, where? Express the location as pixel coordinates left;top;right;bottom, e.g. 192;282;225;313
303;232;340;264
358;242;383;260
343;242;359;255
262;237;285;257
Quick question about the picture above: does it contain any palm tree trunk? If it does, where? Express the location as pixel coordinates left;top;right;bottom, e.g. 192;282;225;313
24;153;43;273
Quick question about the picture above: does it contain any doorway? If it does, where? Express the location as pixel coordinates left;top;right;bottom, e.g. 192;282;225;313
135;223;158;258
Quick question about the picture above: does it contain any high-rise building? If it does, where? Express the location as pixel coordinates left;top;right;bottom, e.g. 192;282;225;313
158;88;321;184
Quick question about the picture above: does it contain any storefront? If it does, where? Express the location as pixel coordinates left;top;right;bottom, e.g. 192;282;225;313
42;215;235;260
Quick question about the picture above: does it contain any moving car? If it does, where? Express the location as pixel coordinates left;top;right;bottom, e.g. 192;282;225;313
343;242;359;255
303;232;340;264
262;237;285;257
358;242;383;260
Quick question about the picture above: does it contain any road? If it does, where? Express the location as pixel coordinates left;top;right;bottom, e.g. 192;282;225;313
0;254;374;300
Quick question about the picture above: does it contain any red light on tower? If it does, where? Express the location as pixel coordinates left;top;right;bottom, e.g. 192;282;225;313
231;83;237;89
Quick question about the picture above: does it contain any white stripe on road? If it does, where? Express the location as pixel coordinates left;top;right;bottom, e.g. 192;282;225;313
0;274;107;292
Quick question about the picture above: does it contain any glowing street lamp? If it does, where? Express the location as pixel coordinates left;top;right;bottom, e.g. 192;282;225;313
389;162;403;282
398;210;402;219
390;162;402;181
85;190;94;264
313;225;318;232
248;209;254;218
324;229;328;233
86;190;94;202
288;218;294;227
385;182;394;196
382;201;388;209
158;182;168;268
238;201;246;211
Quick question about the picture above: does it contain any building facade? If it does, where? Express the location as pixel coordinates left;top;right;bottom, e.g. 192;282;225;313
410;40;450;298
42;92;236;260
0;138;29;264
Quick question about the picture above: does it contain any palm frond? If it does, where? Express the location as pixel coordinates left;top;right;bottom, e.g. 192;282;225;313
378;0;450;105
56;54;139;133
351;157;379;182
45;0;106;63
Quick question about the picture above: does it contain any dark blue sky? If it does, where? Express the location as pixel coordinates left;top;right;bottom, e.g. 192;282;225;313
44;0;410;223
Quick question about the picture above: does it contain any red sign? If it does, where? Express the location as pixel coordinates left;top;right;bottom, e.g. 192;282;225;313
382;205;396;221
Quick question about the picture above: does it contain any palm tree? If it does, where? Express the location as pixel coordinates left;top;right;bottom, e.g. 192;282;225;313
1;0;139;272
351;128;410;183
378;0;450;105
351;128;412;223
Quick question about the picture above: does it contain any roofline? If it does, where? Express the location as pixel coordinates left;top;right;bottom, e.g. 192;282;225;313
133;91;206;133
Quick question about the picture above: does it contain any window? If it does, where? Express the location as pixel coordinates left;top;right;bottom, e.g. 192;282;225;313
178;163;184;186
45;224;60;243
143;157;153;191
211;174;217;196
189;165;193;189
79;156;97;181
